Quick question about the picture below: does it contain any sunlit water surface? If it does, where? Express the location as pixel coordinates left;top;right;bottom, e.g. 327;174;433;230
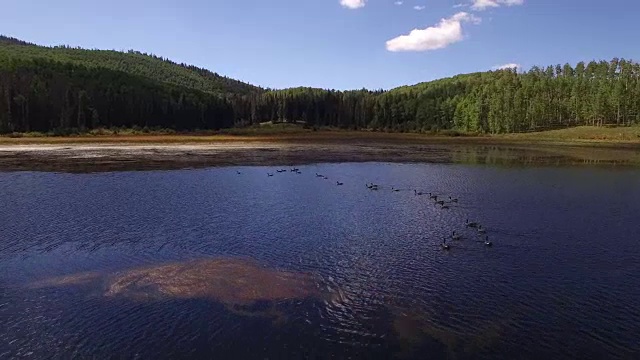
1;163;639;359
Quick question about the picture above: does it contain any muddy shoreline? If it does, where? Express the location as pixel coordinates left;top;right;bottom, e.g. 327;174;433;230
1;141;639;172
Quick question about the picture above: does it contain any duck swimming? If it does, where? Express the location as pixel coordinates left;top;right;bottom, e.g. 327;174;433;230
484;236;493;247
466;219;479;228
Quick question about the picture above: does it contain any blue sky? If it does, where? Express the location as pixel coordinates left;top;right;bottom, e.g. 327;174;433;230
1;0;639;90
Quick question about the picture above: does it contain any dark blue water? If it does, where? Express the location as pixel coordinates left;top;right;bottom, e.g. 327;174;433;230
1;163;639;359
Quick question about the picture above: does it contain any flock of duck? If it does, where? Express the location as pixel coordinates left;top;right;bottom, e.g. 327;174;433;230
240;167;494;251
365;182;494;251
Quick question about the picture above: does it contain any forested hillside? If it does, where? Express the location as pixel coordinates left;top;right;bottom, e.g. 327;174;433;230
0;36;260;95
261;60;640;133
0;57;236;132
1;36;639;134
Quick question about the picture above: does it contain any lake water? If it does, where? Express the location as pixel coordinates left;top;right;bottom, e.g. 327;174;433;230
1;163;639;359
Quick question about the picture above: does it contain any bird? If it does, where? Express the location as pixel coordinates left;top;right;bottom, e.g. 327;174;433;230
323;176;329;180
267;173;274;177
236;171;241;175
466;219;479;228
316;173;324;177
484;236;493;247
414;190;424;196
452;231;462;240
440;204;450;209
449;196;458;203
435;200;446;206
442;238;451;250
336;181;344;186
478;226;487;234
391;187;400;192
429;193;438;200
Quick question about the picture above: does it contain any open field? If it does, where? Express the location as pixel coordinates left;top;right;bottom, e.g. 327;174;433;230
504;126;640;143
2;125;640;145
1;126;639;172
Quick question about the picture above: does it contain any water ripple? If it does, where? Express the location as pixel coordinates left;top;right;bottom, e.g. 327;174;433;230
1;164;640;358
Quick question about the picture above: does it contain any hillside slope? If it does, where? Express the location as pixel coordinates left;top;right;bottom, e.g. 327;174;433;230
0;35;261;95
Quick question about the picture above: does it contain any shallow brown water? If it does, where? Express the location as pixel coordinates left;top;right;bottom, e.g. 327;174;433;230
0;142;639;172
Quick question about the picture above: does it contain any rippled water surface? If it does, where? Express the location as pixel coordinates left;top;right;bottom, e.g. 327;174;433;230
1;163;640;359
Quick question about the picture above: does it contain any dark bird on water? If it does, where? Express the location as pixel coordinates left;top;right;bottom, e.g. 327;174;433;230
466;219;479;228
484;236;493;247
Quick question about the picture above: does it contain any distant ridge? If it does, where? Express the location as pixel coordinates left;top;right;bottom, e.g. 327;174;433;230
0;35;261;95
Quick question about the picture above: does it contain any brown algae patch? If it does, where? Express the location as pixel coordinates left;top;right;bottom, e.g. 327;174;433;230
29;271;103;288
104;258;319;304
30;258;322;306
392;309;513;359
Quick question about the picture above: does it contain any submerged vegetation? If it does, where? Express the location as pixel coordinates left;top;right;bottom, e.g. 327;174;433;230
31;258;321;305
2;35;640;135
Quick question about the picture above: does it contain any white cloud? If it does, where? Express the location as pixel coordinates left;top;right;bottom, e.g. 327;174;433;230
340;0;366;9
471;0;500;10
453;3;467;8
501;0;524;5
493;63;520;70
394;1;404;5
471;0;524;11
386;12;481;52
414;5;426;10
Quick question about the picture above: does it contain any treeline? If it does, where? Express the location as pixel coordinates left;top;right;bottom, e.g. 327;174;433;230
0;57;234;133
1;35;640;135
239;59;640;133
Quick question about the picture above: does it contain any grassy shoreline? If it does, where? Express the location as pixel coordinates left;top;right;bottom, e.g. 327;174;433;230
1;126;640;148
